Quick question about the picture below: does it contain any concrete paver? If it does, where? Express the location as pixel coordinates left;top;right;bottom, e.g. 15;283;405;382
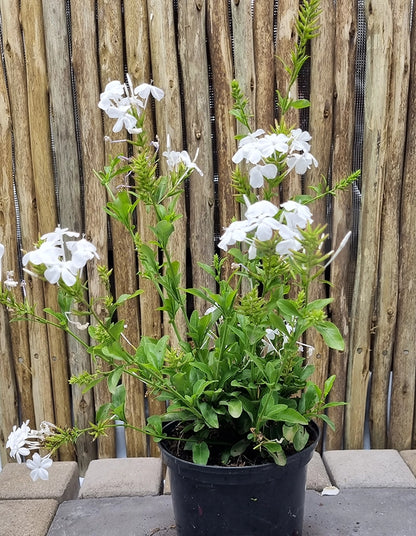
400;449;416;477
79;457;163;498
47;495;175;536
47;488;416;536
323;449;416;488
0;461;79;502
306;451;332;491
304;488;416;536
4;451;416;536
0;499;58;536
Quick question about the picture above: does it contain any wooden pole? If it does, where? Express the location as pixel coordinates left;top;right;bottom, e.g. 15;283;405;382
206;0;237;264
304;0;335;447
0;54;19;466
326;0;358;450
370;0;410;449
345;0;393;449
389;0;416;451
14;0;56;432
123;0;153;457
178;0;215;313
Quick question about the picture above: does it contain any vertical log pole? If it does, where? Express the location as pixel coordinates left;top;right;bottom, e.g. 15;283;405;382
346;0;393;449
147;0;187;345
389;0;416;451
304;0;335;445
19;0;56;431
326;0;358;450
69;0;106;472
0;53;18;466
123;0;153;456
178;0;215;313
370;0;410;449
207;0;237;265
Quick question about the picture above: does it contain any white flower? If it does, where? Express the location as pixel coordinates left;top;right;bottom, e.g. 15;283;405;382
280;201;313;229
258;133;289;158
22;241;63;267
98;80;125;111
41;227;80;245
26;453;53;481
66;238;99;269
4;271;18;289
238;129;265;146
134;82;164;102
23;229;98;286
98;78;164;135
106;105;138;134
162;138;203;176
232;141;264;165
248;164;277;188
286;151;318;175
289;129;312;153
245;200;280;241
6;422;31;463
204;304;218;316
275;224;303;256
44;260;79;286
218;220;250;251
263;328;280;353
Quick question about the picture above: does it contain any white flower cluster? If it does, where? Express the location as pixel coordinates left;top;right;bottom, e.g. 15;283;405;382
22;227;99;286
233;128;318;188
6;421;54;481
98;76;164;134
0;244;20;290
162;134;203;177
218;199;313;259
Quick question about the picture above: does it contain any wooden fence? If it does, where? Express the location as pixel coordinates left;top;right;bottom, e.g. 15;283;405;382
0;0;415;473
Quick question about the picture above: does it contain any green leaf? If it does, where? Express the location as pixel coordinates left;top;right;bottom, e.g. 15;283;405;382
107;367;123;394
198;402;219;428
223;398;243;418
193;379;216;397
263;442;286;466
111;384;126;421
145;415;163;440
276;299;300;318
324;375;336;397
293;427;309;451
151;220;174;248
317;413;336;431
230;439;251;457
192;441;210;465
299;383;320;413
315;321;344;351
96;402;112;422
305;298;334;312
268;407;309;425
114;290;143;307
44;307;66;324
171;372;190;394
291;98;310;109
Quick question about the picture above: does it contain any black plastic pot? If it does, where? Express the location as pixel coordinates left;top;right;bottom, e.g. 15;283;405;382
160;422;319;536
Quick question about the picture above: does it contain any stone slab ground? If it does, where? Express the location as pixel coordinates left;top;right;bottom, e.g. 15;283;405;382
1;449;416;535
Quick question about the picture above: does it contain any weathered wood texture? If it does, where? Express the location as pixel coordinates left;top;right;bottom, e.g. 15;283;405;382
0;0;415;467
345;0;394;449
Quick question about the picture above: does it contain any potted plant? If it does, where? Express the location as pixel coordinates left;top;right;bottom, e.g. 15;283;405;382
1;1;357;534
